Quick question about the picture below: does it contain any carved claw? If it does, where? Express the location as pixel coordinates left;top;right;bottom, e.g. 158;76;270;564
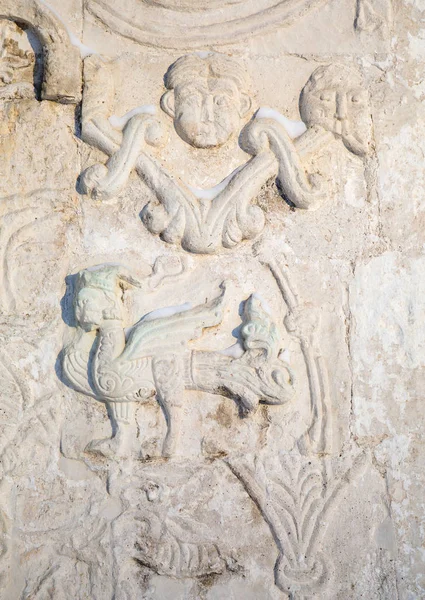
85;429;132;459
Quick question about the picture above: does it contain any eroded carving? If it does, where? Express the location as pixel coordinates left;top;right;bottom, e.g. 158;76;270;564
299;63;373;157
355;0;392;33
61;263;295;458
81;54;372;253
113;464;243;579
0;0;81;103
0;20;35;100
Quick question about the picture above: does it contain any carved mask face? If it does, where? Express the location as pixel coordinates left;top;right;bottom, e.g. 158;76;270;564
300;66;372;156
75;288;112;331
162;77;251;148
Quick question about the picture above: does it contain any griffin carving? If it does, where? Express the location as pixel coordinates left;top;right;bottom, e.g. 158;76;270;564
61;264;295;458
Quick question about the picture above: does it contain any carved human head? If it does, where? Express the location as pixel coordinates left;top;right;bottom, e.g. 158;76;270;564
161;52;252;148
299;64;372;156
73;265;141;331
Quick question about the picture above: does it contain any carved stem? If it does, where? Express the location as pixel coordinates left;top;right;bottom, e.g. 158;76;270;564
268;259;332;454
226;458;299;565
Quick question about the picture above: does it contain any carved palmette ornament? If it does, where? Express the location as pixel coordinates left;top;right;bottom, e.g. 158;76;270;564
79;53;372;254
227;450;368;597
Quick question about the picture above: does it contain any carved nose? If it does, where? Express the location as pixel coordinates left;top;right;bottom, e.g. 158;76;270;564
201;95;214;122
335;94;348;120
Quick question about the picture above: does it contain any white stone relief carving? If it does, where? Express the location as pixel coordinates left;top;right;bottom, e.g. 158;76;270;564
80;53;372;254
221;256;369;598
2;0;418;594
299;64;373;158
0;0;81;103
86;0;330;49
112;463;244;580
227;450;368;598
61;263;295;458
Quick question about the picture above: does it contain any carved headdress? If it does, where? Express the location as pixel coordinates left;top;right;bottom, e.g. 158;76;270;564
163;52;251;94
74;264;143;295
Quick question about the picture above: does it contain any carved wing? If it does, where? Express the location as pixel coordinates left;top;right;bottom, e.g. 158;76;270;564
120;283;226;362
62;344;95;398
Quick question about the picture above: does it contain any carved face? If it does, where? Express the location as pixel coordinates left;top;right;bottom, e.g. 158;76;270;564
162;77;251;148
300;66;372;156
74;288;121;331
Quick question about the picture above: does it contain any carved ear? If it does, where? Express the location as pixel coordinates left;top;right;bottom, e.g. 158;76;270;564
239;93;252;118
160;90;175;118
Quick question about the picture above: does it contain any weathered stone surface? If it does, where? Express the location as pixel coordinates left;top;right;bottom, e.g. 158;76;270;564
0;1;423;598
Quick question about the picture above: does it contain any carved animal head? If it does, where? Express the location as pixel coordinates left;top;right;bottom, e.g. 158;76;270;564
73;264;142;331
161;52;252;148
299;64;372;156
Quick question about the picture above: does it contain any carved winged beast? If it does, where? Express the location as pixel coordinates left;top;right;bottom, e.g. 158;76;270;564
61;264;295;458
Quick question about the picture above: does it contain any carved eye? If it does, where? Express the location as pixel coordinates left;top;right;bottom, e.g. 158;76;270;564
214;95;229;107
351;94;363;104
319;92;333;102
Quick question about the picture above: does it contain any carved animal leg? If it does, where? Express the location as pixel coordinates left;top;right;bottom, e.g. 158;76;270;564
85;401;136;458
152;356;184;458
158;391;183;458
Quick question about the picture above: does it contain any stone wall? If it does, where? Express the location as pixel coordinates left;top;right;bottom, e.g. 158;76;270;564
0;1;423;598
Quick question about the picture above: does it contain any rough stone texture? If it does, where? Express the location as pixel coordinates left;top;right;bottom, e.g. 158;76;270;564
0;1;424;599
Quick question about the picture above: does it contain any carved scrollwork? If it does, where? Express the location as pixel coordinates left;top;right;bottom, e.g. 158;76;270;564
80;53;372;254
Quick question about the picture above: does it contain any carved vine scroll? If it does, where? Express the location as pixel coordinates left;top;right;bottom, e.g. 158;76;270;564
80;53;372;254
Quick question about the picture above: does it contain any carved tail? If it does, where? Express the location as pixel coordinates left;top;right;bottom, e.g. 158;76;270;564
189;351;294;415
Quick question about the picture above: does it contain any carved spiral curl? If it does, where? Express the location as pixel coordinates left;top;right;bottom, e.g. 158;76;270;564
222;203;265;249
80;163;109;200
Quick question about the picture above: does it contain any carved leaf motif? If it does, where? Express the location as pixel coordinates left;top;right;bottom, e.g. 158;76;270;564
228;450;368;596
